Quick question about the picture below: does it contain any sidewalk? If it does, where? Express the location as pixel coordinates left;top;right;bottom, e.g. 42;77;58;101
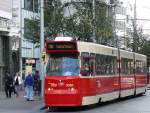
0;91;44;113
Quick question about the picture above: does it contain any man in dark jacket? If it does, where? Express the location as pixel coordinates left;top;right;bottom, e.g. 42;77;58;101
4;72;13;98
25;73;34;101
33;70;40;96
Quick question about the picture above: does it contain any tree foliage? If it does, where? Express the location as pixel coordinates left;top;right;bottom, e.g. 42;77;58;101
44;0;64;39
25;0;113;45
24;19;40;43
140;40;150;66
132;27;147;52
95;3;113;44
64;1;113;44
126;21;148;53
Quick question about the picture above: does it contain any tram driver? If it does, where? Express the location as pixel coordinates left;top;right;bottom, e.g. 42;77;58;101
81;63;90;76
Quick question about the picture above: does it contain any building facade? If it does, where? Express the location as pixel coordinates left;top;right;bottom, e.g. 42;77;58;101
11;0;40;77
0;0;12;92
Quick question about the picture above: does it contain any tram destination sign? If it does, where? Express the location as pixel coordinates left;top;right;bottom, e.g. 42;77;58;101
47;42;77;51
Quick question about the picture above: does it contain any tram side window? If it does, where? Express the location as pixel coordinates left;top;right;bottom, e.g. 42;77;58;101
110;57;117;74
135;61;146;74
121;58;134;75
95;54;117;75
81;52;90;76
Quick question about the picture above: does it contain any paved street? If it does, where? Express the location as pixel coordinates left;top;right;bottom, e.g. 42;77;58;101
0;91;43;113
0;88;150;113
45;89;150;113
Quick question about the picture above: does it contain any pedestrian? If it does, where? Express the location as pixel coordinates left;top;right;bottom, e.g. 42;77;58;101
24;72;34;101
23;72;27;98
14;72;22;97
4;72;13;98
33;70;40;96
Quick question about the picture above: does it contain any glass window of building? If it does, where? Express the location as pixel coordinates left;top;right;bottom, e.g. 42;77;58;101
24;0;33;11
24;0;38;12
24;19;40;41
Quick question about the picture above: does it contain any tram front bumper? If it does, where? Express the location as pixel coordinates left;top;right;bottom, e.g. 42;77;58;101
44;90;82;107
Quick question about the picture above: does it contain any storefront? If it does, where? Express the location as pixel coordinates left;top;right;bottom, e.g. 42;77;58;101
22;58;37;74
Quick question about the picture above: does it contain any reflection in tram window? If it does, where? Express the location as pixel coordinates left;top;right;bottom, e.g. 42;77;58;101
46;56;80;76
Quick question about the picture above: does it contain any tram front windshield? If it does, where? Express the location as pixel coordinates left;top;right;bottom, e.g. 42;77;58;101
46;55;80;76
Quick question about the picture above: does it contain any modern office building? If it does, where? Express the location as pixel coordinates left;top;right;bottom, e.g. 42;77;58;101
11;0;40;77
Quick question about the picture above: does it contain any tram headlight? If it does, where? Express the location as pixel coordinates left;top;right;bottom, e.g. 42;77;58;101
66;83;74;87
48;88;53;91
66;83;76;91
70;87;75;91
67;87;75;91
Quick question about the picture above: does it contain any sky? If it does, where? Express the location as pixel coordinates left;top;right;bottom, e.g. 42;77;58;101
0;0;12;19
122;0;150;35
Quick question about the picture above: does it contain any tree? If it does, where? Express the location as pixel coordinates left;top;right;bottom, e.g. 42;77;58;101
63;1;93;41
64;1;113;44
26;0;113;44
132;27;147;52
24;19;40;43
44;0;64;39
126;20;148;53
140;40;150;66
95;3;113;44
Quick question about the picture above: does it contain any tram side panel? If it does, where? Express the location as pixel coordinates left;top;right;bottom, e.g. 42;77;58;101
80;76;120;105
119;50;136;97
134;53;147;94
80;77;97;105
120;75;136;97
97;76;120;102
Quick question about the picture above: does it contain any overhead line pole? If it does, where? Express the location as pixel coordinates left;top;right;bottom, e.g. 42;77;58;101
133;0;137;52
19;0;22;78
40;0;44;98
92;0;96;42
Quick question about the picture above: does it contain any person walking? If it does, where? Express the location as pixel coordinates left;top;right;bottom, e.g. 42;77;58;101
24;72;34;101
33;70;40;96
14;72;22;97
4;72;13;98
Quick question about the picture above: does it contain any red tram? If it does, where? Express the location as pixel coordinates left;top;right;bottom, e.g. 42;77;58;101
44;37;147;107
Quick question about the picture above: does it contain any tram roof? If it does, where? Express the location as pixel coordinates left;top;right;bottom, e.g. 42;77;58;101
77;41;118;56
77;41;146;60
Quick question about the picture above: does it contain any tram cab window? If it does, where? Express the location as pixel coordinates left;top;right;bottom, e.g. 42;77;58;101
46;54;80;76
